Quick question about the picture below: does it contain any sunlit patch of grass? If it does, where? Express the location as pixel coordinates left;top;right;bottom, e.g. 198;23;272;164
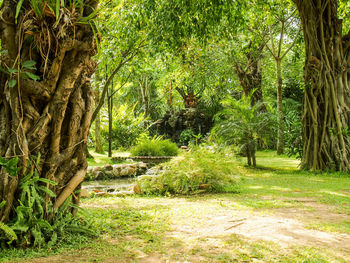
237;152;350;212
306;221;350;235
87;149;130;167
233;196;298;209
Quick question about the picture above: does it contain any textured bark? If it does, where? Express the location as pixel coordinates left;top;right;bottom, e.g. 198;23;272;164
107;86;113;158
294;0;350;171
140;76;150;117
234;44;265;107
0;0;98;222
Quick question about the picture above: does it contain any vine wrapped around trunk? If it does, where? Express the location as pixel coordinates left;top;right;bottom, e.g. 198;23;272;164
0;0;98;222
295;0;350;171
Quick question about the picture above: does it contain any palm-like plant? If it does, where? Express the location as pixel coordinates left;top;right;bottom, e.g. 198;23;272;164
212;97;275;167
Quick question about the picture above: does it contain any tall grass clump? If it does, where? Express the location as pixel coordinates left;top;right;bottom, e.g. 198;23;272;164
137;147;240;195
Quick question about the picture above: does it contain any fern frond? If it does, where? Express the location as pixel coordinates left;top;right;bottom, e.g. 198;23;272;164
0;222;17;243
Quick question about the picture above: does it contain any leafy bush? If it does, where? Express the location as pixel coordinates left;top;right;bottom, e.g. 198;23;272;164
137;147;240;195
131;137;178;156
179;129;202;146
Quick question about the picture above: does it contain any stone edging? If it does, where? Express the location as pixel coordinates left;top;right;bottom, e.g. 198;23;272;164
86;162;148;181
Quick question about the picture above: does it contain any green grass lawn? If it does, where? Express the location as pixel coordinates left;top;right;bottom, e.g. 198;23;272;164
238;151;350;213
87;149;130;167
3;151;350;263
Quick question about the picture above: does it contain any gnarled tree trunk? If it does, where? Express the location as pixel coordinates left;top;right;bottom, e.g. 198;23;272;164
0;0;97;222
295;0;350;171
235;59;264;106
234;43;265;107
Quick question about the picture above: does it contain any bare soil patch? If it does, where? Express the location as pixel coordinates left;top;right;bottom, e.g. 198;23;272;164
164;197;350;260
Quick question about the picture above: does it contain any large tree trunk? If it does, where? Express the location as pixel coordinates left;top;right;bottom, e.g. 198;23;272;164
0;0;97;222
295;0;350;171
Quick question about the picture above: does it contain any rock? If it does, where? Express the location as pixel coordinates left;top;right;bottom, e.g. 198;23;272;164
92;189;109;196
80;188;90;198
145;167;160;175
112;165;121;177
104;170;114;178
138;162;147;169
133;183;141;194
95;171;105;180
104;164;113;171
120;167;136;176
92;166;102;173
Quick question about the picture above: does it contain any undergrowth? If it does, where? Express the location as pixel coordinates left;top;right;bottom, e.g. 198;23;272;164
0;156;98;250
137;147;240;195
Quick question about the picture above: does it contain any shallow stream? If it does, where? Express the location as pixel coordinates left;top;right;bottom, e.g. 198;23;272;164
82;177;136;193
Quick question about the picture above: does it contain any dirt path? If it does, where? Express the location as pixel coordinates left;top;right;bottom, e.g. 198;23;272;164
83;196;350;261
156;197;350;260
168;207;350;251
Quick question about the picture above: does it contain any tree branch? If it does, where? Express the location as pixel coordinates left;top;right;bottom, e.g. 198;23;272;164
281;24;302;59
21;79;51;100
90;41;145;124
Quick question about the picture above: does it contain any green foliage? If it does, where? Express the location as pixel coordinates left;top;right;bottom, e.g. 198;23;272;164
98;104;147;150
179;129;200;146
211;96;275;147
283;99;302;158
0;157;98;248
138;147;240;195
0;157;21;177
131;136;178;157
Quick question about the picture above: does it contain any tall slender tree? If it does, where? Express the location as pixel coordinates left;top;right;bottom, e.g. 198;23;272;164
256;2;301;154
